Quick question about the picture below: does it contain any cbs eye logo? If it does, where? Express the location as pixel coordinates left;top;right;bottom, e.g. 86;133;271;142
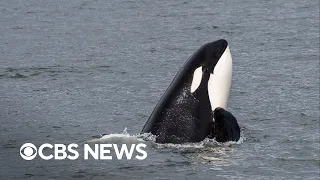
20;143;37;160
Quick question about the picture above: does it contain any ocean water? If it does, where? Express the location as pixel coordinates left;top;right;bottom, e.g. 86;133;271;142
0;0;319;179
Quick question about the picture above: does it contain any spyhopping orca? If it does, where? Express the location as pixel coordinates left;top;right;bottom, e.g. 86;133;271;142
142;39;240;143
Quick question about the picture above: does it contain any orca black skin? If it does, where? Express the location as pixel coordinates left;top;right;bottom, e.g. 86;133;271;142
142;39;230;144
213;107;240;142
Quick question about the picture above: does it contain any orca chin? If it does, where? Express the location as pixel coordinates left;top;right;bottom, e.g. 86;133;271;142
142;39;238;144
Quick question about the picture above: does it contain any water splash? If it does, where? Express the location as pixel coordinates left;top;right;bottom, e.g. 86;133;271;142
88;127;244;151
87;127;144;143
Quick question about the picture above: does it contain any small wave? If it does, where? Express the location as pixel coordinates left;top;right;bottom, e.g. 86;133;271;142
151;137;244;154
88;128;145;143
0;65;114;79
88;128;244;152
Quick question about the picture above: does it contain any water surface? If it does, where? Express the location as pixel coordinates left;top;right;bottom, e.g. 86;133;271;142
0;0;319;179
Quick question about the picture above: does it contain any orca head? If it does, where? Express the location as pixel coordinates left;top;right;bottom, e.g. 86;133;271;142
141;39;233;143
201;39;229;74
189;39;232;111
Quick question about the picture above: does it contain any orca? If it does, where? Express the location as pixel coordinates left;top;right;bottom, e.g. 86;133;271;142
142;39;239;143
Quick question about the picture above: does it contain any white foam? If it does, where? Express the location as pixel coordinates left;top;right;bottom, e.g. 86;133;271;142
88;127;244;150
87;127;145;143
